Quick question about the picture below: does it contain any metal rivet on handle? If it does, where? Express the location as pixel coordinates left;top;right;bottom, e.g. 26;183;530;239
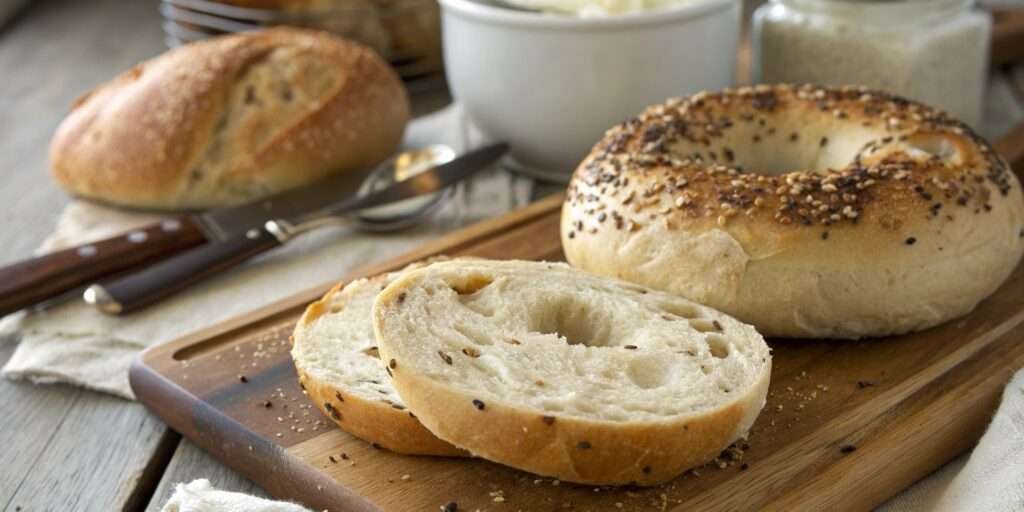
77;245;97;257
127;231;148;243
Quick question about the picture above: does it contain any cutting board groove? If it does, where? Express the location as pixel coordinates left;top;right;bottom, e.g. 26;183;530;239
131;192;1024;512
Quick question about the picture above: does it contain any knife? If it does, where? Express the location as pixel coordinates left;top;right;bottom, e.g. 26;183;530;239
83;143;507;314
0;145;450;317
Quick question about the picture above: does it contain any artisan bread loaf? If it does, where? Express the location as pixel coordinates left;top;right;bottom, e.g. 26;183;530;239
50;28;409;210
292;263;463;456
563;84;1024;338
373;260;771;486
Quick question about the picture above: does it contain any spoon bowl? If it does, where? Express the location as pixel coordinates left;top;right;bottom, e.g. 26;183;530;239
352;144;457;232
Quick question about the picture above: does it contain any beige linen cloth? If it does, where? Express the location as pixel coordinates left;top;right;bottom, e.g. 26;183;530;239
0;104;533;398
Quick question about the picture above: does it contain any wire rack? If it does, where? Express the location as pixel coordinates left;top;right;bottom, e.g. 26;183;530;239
160;0;444;86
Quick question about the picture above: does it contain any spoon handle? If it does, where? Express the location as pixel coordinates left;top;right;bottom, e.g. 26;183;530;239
85;226;281;314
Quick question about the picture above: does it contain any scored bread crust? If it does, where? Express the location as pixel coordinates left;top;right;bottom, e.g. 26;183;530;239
50;27;409;211
292;269;464;457
562;84;1024;338
374;260;772;486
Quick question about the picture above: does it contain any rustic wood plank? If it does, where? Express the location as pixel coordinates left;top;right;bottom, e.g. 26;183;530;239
2;395;177;511
144;440;270;512
0;3;186;512
0;0;165;265
0;344;84;510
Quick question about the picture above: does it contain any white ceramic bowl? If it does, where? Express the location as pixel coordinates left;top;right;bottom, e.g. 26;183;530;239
440;0;740;181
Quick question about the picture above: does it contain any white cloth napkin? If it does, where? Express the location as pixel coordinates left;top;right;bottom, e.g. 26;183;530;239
0;104;533;398
158;370;1024;511
881;369;1024;512
161;480;309;512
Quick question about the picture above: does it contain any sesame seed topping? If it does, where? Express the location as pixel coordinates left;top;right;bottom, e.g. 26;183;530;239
472;399;486;410
563;85;1011;238
438;350;453;365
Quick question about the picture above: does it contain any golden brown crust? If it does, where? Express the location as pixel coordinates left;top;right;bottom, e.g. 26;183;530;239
563;84;1024;338
293;267;465;457
383;360;761;486
50;28;409;211
297;366;465;457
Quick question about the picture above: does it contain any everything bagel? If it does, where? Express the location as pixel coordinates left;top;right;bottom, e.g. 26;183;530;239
562;84;1024;339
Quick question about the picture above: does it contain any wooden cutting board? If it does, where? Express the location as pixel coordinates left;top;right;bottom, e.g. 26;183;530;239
131;177;1024;511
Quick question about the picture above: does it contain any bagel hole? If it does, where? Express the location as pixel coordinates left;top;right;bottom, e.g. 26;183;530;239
529;296;611;348
907;134;961;162
706;334;730;359
627;356;670;389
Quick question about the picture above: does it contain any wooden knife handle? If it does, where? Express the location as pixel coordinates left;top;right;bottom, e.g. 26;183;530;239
86;227;282;314
0;217;206;316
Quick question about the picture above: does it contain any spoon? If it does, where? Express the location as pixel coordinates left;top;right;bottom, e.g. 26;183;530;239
20;144;461;315
352;144;457;231
82;142;506;314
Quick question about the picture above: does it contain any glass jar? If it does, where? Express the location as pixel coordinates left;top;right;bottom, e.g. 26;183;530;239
752;0;990;127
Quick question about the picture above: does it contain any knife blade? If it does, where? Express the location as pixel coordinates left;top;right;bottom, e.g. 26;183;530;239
84;143;508;314
192;165;375;241
0;146;419;317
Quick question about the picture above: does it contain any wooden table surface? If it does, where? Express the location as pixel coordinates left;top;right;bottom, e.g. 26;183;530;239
0;1;1022;511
